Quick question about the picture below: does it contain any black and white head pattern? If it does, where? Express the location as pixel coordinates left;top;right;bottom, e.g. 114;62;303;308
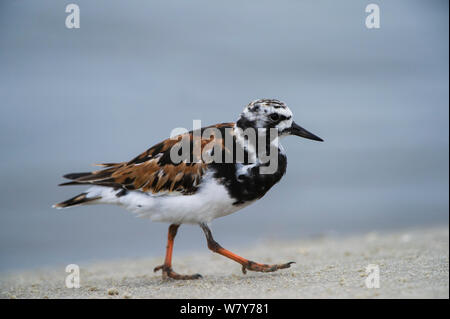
236;99;293;136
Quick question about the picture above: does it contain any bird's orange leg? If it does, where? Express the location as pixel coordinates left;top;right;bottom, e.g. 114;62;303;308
200;223;294;274
154;224;202;280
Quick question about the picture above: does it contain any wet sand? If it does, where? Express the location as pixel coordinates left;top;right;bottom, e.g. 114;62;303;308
1;226;448;299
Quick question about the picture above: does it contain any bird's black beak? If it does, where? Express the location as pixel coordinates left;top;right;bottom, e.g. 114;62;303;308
288;121;323;142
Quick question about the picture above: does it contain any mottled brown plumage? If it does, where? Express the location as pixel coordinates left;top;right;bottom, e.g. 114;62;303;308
60;122;234;195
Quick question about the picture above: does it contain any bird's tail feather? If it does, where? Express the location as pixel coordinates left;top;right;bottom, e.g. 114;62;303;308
53;192;101;209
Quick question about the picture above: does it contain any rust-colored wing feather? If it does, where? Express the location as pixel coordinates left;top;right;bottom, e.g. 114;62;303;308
60;123;234;195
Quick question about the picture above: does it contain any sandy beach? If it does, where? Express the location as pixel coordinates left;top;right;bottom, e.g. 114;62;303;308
1;226;448;299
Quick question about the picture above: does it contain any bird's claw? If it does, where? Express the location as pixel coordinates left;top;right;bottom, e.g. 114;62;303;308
241;261;295;274
154;264;202;280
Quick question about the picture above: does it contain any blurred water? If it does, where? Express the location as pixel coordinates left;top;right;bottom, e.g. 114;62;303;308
0;0;448;271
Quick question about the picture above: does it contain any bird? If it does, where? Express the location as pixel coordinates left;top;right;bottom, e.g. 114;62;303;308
54;98;323;280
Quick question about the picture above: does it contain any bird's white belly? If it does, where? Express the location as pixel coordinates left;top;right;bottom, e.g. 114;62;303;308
86;174;245;224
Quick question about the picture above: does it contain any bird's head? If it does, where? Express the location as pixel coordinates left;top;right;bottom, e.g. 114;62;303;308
236;99;323;142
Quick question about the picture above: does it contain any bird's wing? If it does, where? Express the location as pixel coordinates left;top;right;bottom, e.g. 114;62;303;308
60;123;235;195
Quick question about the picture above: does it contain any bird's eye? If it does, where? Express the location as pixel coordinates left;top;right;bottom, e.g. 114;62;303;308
270;113;279;121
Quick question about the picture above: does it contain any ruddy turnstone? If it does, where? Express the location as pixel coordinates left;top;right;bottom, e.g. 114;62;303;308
54;99;323;279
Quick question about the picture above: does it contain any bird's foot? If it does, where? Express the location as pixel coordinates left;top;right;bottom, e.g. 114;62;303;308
241;261;295;274
154;264;202;280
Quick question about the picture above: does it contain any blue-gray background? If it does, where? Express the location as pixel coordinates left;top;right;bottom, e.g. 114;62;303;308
0;1;448;271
